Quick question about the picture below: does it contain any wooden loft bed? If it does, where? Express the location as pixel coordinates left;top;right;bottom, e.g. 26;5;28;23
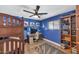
0;13;24;54
0;13;24;39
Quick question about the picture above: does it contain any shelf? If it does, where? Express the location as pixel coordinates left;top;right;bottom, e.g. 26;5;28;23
61;43;71;53
62;34;71;36
72;42;76;44
64;48;72;53
63;39;71;42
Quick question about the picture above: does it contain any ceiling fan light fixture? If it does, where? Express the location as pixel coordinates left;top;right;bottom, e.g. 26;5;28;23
33;15;39;18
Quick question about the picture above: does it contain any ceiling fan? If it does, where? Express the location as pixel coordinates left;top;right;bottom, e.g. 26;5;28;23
23;5;48;18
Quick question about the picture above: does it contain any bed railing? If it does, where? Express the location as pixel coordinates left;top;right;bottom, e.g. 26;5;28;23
0;39;24;54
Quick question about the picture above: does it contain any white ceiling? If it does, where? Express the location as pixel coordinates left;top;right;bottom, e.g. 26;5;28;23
0;5;75;20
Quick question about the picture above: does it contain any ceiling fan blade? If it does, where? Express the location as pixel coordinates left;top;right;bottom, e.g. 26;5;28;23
38;13;48;15
23;10;34;14
29;15;35;17
37;15;40;18
36;5;40;11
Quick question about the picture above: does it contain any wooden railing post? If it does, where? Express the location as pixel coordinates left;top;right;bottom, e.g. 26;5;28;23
0;39;24;54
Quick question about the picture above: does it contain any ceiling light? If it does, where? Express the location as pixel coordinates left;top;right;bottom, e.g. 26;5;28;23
33;15;39;18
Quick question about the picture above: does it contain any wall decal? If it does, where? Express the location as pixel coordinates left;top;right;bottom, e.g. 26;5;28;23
24;21;28;27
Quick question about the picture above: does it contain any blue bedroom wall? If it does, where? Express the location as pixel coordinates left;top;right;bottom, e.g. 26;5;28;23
40;10;75;44
24;18;41;39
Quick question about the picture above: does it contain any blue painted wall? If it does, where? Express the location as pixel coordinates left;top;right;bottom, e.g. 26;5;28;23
40;10;75;44
24;18;41;39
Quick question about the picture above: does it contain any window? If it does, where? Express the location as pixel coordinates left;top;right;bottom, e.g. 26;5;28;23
12;18;15;24
53;20;60;29
8;16;11;25
48;20;60;30
3;16;6;26
48;21;54;30
17;20;19;25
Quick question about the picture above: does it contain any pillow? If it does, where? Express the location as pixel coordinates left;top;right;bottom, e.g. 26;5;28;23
9;37;20;40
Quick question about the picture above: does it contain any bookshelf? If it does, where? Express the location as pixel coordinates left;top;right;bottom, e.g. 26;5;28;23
61;16;71;52
61;14;76;53
61;5;79;54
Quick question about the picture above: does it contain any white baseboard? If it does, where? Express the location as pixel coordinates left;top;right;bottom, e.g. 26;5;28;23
43;38;61;46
